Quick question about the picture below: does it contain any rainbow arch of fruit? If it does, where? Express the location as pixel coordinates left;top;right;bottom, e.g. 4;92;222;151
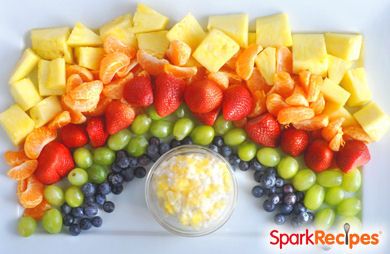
1;3;390;237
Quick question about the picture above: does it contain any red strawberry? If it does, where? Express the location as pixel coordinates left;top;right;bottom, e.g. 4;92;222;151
304;139;334;172
86;117;109;147
336;140;370;172
184;79;223;113
123;75;153;107
105;100;135;134
245;113;281;147
154;73;185;117
280;128;309;157
222;85;253;121
194;107;220;126
60;124;88;148
35;141;74;184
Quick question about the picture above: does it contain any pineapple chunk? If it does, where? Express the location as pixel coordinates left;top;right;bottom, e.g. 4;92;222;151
29;96;62;127
38;60;65;96
327;55;351;85
9;48;40;84
136;31;169;58
10;78;42;111
31;27;73;63
67;22;102;47
320;78;350;108
166;13;206;50
248;32;256;45
75;47;104;70
324;103;358;127
341;67;372;107
207;14;248;47
325;33;362;61
255;47;276;85
353;102;390;141
47;58;66;90
132;4;169;33
99;14;136;47
193;29;240;73
0;105;35;145
255;13;292;47
292;34;328;76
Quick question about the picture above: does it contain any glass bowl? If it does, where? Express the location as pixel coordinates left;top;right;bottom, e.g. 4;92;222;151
145;145;238;237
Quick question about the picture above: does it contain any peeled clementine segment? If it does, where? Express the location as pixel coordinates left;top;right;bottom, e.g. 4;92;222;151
103;36;136;58
48;111;71;130
271;71;295;98
116;59;138;78
4;150;29;167
69;80;103;100
17;176;44;209
322;117;345;141
66;74;83;94
298;70;311;91
24;127;57;160
266;93;289;116
224;50;241;70
329;130;344;151
62;94;100;112
310;94;325;115
249;90;267;118
99;52;130;84
236;44;263;80
91;70;100;80
276;46;292;73
104;72;134;99
164;64;197;79
66;65;94;82
60;99;87;124
137;49;169;75
84;95;112;117
307;74;323;102
7;160;38;181
285;85;308;107
246;69;271;94
293;114;329;131
207;72;229;89
277;106;315;125
24;199;51;220
343;125;373;143
166;40;192;66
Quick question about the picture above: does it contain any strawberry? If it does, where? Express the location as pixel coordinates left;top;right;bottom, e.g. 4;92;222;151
280;128;309;157
194;107;220;126
105;100;135;135
184;79;223;114
222;85;253;121
123;75;153;107
336;140;370;172
60;124;88;148
245;113;281;147
86;117;109;147
304;139;334;172
35;141;74;184
154;73;185;117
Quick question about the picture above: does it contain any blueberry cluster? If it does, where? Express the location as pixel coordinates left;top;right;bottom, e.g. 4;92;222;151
146;136;194;161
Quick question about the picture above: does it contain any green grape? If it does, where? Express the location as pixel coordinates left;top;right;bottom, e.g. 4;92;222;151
304;184;325;211
150;120;173;138
191;125;215;145
175;104;190;118
65;186;84;208
325;187;345;206
147;106;163;120
317;169;343;187
18;216;37;237
336;197;361;217
87;164;108;184
314;208;335;230
67;168;88;186
126;135;148;157
336;216;362;231
93;147;116;166
214;116;233;135
131;114;152;135
223;128;246;146
256;147;280;167
73;147;93;169
342;168;362;192
277;156;299;179
42;208;63;234
173;118;194;141
237;142;257;161
44;185;64;206
107;129;132;151
292;169;316;191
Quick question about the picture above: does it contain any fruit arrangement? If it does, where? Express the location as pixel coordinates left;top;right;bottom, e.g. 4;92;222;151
1;3;389;237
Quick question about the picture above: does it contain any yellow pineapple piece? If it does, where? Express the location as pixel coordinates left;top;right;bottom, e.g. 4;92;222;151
341;67;372;107
255;47;276;85
10;78;42;111
325;33;362;61
99;14;136;47
29;96;62;127
327;55;351;85
136;31;169;58
38;60;64;96
166;13;206;50
255;13;292;47
248;32;256;45
0;105;35;145
323;103;357;127
320;78;350;108
67;22;102;47
292;34;328;76
353;102;390;141
47;58;66;90
9;48;40;84
132;3;169;34
75;47;104;70
31;27;73;63
207;14;248;47
193;29;240;73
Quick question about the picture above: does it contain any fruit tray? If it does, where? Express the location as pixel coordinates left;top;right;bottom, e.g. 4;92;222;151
0;0;390;254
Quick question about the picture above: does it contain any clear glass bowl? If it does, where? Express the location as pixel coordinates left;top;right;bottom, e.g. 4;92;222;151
145;145;238;237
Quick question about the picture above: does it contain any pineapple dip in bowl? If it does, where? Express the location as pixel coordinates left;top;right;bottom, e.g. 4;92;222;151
145;145;237;237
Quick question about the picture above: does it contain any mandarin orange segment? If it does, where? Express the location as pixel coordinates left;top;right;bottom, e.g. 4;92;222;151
329;130;344;151
236;44;263;80
249;90;267;118
116;59;138;78
103;72;134;99
66;65;94;82
271;71;295;98
69;80;103;100
207;72;229;89
62;94;100;112
69;109;87;124
310;94;325;115
277;106;315;125
24;199;51;220
343;125;373;143
17;176;44;209
24;126;57;160
293;114;329;131
188;67;207;84
298;70;311;91
246;69;271;94
7;160;38;181
307;74;323;102
103;36;136;58
322;117;345;141
48;111;71;130
224;50;241;70
166;40;192;66
137;49;169;76
66;74;83;94
164;64;197;79
4;150;29;167
276;46;292;73
84;95;112;117
99;52;130;84
285;85;309;107
266;93;289;116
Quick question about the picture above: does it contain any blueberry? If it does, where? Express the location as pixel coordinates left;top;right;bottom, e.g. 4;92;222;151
169;139;181;148
121;168;134;182
298;211;310;224
160;142;171;154
267;186;277;196
295;191;304;202
275;178;284;187
138;155;150;166
293;203;307;215
81;183;96;197
134;167;147;178
284;193;297;206
111;184;124;195
84;204;98;217
116;156;130;169
116;150;127;161
79;218;92;230
61;203;72;215
128;156;138;168
270;193;280;205
275;187;283;194
229;154;240;167
63;214;74;226
108;173;124;186
149;137;160;146
238;161;249;171
69;224;81;236
268;168;277;176
84;196;95;205
98;182;111;195
260;173;276;189
71;207;84;218
91;216;103;227
274;213;286;225
212;136;224;147
181;137;193;145
147;144;160;161
103;201;115;213
254;170;265;183
291;215;301;228
249;159;263;171
208;144;220;153
307;212;315;223
220;146;232;158
111;164;122;173
95;194;106;206
279;203;294;215
263;199;276;212
251;185;264;198
283;184;294;194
